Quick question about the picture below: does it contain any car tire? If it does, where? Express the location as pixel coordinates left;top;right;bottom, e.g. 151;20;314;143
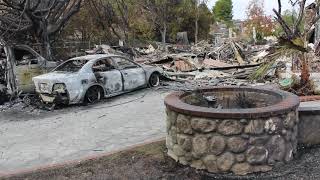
85;86;102;104
149;73;160;87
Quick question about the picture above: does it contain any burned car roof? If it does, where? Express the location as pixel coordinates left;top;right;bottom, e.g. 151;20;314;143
70;54;125;61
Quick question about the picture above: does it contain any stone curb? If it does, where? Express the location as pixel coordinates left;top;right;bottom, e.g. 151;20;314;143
299;95;320;102
0;137;166;178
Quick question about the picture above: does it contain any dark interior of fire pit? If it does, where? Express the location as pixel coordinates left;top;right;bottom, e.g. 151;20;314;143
182;89;282;109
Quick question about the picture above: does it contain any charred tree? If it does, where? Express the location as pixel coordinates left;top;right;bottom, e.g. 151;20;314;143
140;0;173;44
0;0;82;60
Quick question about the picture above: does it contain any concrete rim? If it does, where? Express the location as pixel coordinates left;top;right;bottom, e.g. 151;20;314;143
164;86;300;119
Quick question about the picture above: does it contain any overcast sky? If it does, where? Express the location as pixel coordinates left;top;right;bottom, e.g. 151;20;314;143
207;0;313;20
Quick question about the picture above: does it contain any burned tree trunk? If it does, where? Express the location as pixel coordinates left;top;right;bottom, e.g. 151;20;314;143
4;46;17;95
0;39;17;96
36;21;53;61
0;0;82;60
161;23;167;44
300;53;310;86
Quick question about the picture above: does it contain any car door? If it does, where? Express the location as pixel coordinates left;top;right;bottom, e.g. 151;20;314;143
14;47;45;93
92;58;123;95
112;56;146;91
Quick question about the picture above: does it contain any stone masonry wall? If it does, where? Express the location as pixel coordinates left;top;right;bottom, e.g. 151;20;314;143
166;108;299;175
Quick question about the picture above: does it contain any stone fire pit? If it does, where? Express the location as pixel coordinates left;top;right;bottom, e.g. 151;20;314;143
164;86;300;175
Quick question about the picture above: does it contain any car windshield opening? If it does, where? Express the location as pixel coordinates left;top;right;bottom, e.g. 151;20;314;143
54;59;89;72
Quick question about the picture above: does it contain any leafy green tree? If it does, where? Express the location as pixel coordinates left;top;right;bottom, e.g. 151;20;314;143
213;0;233;26
170;0;212;43
62;0;213;44
198;3;213;40
244;0;275;42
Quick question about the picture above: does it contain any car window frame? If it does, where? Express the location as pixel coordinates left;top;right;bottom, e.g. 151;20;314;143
53;59;89;73
110;56;141;70
92;57;117;73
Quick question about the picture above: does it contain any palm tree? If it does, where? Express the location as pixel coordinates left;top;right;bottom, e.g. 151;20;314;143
250;0;320;95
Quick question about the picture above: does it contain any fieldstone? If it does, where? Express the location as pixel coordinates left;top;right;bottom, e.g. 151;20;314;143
191;160;205;170
218;120;243;136
169;126;178;144
227;137;248;153
202;155;219;173
209;135;226;155
166;136;174;149
191;117;217;133
167;149;178;161
244;120;265;135
264;117;283;134
283;112;296;129
236;154;246;162
293;125;298;138
176;114;193;134
267;135;286;163
241;134;250;139
184;152;193;161
231;163;252;175
167;109;178;126
281;129;287;135
246;146;268;165
192;135;208;158
294;111;299;123
252;165;272;173
284;130;293;142
292;138;298;155
177;134;192;152
173;145;186;157
249;136;269;145
178;157;188;165
240;119;249;125
217;152;235;172
166;115;172;132
284;143;294;162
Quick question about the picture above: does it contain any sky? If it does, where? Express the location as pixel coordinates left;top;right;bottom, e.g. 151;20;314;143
207;0;313;20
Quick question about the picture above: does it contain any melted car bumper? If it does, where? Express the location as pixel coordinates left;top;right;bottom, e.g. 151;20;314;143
40;92;69;104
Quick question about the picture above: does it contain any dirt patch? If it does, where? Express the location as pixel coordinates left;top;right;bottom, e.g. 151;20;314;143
3;141;320;180
2;141;201;180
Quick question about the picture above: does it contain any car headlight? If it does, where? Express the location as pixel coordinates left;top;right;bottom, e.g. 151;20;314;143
53;83;66;93
39;83;50;92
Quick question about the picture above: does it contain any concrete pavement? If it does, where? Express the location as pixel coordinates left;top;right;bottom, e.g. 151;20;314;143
0;89;168;173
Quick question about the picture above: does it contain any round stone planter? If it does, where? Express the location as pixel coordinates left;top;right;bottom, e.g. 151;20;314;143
164;86;300;175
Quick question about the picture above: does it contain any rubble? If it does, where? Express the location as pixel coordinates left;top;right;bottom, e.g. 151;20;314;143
0;37;278;109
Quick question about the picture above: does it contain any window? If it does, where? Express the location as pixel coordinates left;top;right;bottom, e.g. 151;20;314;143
14;48;38;65
55;59;89;72
112;57;138;69
92;58;116;72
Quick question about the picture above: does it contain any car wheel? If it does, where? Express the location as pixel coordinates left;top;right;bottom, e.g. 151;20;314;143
149;73;160;87
85;86;102;104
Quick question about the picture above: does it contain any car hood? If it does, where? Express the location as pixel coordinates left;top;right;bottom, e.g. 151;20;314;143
33;71;79;83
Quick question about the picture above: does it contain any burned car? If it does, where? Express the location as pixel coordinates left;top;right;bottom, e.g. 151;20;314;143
0;45;57;93
32;54;163;104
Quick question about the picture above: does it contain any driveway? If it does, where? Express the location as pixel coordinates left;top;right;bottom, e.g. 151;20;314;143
0;89;168;173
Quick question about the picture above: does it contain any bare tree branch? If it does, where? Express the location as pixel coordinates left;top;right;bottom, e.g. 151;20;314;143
293;0;306;35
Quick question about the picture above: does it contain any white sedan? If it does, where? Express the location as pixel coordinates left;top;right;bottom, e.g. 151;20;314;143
33;54;163;104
